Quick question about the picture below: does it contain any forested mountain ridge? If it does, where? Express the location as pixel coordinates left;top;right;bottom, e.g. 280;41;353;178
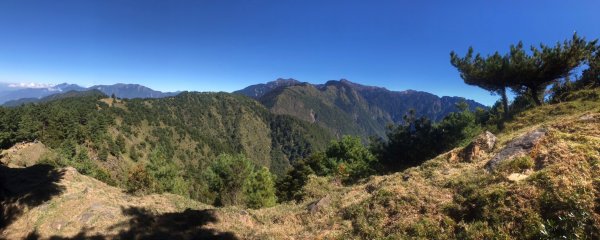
249;79;486;138
0;91;332;202
89;83;179;99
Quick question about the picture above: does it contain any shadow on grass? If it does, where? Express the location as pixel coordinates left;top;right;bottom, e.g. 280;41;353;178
24;207;238;240
0;164;66;231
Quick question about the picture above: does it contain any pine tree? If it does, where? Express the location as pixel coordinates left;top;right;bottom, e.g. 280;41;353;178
451;33;596;113
205;154;253;206
451;48;512;119
580;46;600;87
245;167;277;209
509;34;596;105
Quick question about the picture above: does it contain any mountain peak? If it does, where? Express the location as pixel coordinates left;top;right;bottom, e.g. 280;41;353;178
234;78;302;99
323;79;387;92
273;78;300;84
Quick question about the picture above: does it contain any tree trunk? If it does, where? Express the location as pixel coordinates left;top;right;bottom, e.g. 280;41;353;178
530;87;543;106
500;87;509;120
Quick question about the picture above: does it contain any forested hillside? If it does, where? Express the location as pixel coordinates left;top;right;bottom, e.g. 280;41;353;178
0;91;332;204
255;79;485;138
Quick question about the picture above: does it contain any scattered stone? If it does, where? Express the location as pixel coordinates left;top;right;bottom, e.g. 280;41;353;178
485;129;546;171
79;212;95;224
51;222;64;230
365;184;377;193
307;195;331;214
579;113;598;122
460;131;497;162
507;173;530;182
402;173;411;181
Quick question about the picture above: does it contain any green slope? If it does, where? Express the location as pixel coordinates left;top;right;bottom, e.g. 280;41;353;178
258;80;485;139
0;91;332;201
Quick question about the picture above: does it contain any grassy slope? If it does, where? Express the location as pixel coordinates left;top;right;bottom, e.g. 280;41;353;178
212;90;600;239
3;90;599;239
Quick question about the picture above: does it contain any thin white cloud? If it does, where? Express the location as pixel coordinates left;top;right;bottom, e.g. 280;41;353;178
7;82;55;89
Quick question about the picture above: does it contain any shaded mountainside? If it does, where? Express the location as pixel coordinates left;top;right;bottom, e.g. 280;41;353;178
0;83;178;105
252;79;486;138
3;90;599;239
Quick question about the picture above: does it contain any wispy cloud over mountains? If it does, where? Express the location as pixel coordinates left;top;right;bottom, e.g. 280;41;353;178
7;82;56;89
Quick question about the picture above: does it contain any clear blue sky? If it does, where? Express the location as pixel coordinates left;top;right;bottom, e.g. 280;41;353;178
0;0;598;105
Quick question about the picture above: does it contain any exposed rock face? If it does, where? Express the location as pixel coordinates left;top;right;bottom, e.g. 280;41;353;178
461;131;497;162
307;195;331;214
485;129;546;171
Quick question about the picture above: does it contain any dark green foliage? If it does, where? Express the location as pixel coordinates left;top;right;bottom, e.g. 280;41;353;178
451;34;597;120
451;47;512;119
551;47;600;103
372;103;481;172
276;157;316;202
245;167;277;209
204;154;277;208
580;48;600;87
98;148;108;161
508;34;596;105
278;136;377;201
268;115;331;176
205;154;254;206
129;145;139;161
323;136;378;181
0;93;111;149
146;148;189;196
0;91;331;204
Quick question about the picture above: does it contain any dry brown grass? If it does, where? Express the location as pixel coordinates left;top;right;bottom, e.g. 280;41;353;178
0;141;49;167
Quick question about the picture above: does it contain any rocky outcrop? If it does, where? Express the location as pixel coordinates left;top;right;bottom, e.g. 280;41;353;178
485;129;546;171
449;131;497;163
463;131;497;162
307;195;331;214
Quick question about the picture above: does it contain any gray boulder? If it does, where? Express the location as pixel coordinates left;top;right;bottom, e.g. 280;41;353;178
485;129;546;171
307;195;331;214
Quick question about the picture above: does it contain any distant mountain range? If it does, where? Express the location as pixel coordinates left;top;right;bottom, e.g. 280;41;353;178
2;79;486;138
236;78;487;138
0;83;179;105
